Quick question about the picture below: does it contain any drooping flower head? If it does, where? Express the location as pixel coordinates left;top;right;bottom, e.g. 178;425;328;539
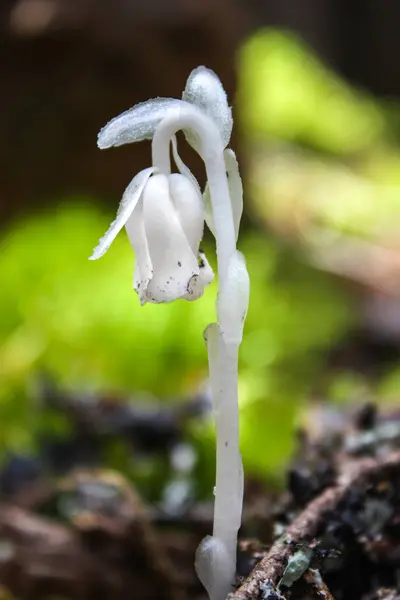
90;67;242;307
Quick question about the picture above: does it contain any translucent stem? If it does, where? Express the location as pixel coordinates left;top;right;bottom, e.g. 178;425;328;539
153;106;243;600
209;327;243;599
213;340;243;545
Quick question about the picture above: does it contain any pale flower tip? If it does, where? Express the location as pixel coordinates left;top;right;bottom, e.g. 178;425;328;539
97;98;186;150
97;129;111;149
137;289;149;306
97;121;118;149
183;65;233;149
88;235;114;261
88;247;104;261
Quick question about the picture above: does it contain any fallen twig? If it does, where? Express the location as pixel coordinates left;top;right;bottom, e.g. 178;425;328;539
229;451;400;600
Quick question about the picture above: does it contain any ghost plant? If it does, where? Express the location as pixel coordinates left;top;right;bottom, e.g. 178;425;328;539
90;67;250;600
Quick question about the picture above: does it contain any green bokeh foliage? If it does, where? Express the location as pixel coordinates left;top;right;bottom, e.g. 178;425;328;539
0;202;352;480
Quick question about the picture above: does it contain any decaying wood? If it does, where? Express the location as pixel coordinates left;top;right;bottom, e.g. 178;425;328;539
229;451;400;600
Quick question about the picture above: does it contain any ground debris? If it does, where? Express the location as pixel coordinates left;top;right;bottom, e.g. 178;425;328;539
2;397;400;600
230;404;400;600
0;471;193;600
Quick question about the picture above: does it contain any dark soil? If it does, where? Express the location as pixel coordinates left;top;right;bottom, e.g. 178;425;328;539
232;402;400;600
1;390;400;600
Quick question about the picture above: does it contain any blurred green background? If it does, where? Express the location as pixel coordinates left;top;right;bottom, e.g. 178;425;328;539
1;3;400;500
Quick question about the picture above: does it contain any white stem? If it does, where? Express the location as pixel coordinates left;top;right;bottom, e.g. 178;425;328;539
213;340;243;542
152;105;236;284
153;105;243;600
212;339;243;599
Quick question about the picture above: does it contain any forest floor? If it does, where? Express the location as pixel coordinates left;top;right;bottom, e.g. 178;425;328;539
0;393;399;600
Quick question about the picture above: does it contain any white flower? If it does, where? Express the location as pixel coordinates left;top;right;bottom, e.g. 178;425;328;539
89;168;213;304
90;65;237;305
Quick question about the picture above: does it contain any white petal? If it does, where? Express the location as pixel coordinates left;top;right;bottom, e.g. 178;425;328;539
217;250;250;345
170;135;201;195
98;98;189;149
89;167;157;260
182;273;204;302
141;174;200;303
183;251;214;301
203;148;243;242
168;173;204;254
168;170;214;304
182;66;233;150
125;199;153;305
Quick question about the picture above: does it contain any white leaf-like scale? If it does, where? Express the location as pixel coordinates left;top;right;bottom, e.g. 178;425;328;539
224;149;243;242
203;183;215;238
182;66;233;151
217;250;250;345
98;98;189;149
142;174;200;303
195;535;233;600
204;148;243;242
89;167;157;260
